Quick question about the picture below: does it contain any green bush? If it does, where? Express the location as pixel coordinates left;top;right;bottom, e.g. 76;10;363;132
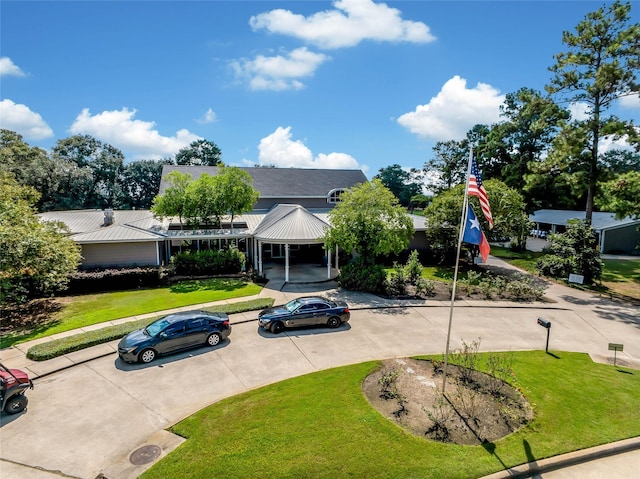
537;254;572;279
404;250;423;285
338;258;387;294
67;267;167;294
386;262;408;296
26;298;274;361
172;246;246;275
502;274;544;301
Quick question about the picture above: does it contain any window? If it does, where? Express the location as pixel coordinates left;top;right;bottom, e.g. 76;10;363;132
327;188;345;203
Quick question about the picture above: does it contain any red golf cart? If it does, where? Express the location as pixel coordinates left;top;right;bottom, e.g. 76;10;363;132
0;363;33;415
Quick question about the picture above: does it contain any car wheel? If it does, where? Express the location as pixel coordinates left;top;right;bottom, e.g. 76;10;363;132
206;332;221;347
4;394;28;414
327;316;341;328
139;348;156;364
271;322;284;334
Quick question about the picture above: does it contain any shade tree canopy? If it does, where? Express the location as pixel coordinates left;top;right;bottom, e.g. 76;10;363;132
324;178;414;264
0;174;81;304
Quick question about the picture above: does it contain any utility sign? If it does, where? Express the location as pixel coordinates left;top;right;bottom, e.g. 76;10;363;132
608;343;624;367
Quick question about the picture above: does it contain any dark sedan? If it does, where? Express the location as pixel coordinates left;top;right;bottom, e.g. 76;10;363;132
118;310;231;363
258;296;350;334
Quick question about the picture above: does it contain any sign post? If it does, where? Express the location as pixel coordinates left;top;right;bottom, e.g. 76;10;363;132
608;343;624;366
537;317;551;353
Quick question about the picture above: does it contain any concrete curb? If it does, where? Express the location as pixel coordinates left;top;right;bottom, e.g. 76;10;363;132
478;436;640;479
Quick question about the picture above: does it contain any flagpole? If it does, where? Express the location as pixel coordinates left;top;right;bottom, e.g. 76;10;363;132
441;145;474;395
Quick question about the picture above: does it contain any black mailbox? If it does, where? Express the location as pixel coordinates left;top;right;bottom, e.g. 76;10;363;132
537;317;551;329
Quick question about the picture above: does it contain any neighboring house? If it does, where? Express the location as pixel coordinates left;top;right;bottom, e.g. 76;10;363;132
39;167;427;280
530;209;640;254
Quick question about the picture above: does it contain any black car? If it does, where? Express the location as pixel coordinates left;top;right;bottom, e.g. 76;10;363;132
258;296;350;334
118;310;231;363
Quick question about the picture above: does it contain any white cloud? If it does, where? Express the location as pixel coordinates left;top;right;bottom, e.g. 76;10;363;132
0;99;53;140
397;76;505;141
231;47;329;91
196;108;217;124
257;126;362;170
599;134;636;154
250;0;435;49
70;108;200;158
0;57;26;77
618;93;640;110
569;102;590;121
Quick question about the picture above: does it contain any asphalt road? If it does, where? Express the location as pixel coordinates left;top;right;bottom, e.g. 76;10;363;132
2;294;639;479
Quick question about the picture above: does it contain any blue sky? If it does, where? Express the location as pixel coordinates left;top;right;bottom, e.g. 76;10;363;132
1;0;638;178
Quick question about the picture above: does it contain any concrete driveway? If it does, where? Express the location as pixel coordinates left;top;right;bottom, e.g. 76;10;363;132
2;290;639;479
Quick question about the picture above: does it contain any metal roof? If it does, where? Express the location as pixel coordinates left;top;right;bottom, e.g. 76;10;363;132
159;166;368;198
38;210;165;235
529;209;640;231
72;225;165;244
253;204;330;244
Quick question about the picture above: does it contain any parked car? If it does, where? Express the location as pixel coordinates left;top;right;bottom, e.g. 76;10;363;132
118;311;231;363
0;363;33;415
258;296;350;334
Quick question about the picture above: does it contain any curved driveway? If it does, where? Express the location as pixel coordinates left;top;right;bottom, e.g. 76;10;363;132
1;265;639;479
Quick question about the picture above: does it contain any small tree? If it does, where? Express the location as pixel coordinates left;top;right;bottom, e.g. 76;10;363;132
151;171;192;228
324;179;414;264
537;219;602;284
216;167;259;229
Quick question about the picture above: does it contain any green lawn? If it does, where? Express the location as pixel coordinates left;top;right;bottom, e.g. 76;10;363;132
142;351;640;479
600;258;640;300
1;278;262;348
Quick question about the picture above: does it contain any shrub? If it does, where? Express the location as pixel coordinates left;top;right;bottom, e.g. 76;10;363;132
67;267;167;294
337;258;387;294
404;250;423;285
172;246;245;276
537;254;572;279
505;274;544;301
386;262;408;296
415;278;436;297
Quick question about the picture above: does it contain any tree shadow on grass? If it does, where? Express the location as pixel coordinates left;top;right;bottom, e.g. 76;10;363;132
1;298;62;348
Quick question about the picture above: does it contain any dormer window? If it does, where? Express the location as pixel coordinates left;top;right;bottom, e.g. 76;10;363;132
327;188;345;203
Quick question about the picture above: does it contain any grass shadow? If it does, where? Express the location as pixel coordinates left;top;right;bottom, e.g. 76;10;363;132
0;299;63;348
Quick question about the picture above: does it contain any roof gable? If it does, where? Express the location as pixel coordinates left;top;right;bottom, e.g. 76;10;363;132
253;204;330;243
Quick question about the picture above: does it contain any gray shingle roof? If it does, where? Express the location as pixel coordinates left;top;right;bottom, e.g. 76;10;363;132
159;166;368;198
530;209;640;231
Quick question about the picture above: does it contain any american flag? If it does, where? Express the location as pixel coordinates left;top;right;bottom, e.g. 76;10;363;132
468;157;493;229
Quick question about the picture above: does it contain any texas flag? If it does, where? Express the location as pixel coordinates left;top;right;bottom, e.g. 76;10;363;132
463;205;490;263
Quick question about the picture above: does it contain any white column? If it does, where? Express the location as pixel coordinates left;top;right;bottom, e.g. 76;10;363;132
284;243;290;282
253;238;258;269
326;247;331;279
258;240;263;275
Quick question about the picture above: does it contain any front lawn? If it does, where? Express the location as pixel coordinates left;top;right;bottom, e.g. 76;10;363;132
142;351;640;479
1;278;262;348
600;258;640;301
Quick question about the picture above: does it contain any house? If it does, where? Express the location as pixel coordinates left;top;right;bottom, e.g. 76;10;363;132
529;209;640;254
39;167;428;281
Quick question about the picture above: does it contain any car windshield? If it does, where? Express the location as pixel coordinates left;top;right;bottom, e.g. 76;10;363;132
284;299;301;312
145;319;170;336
